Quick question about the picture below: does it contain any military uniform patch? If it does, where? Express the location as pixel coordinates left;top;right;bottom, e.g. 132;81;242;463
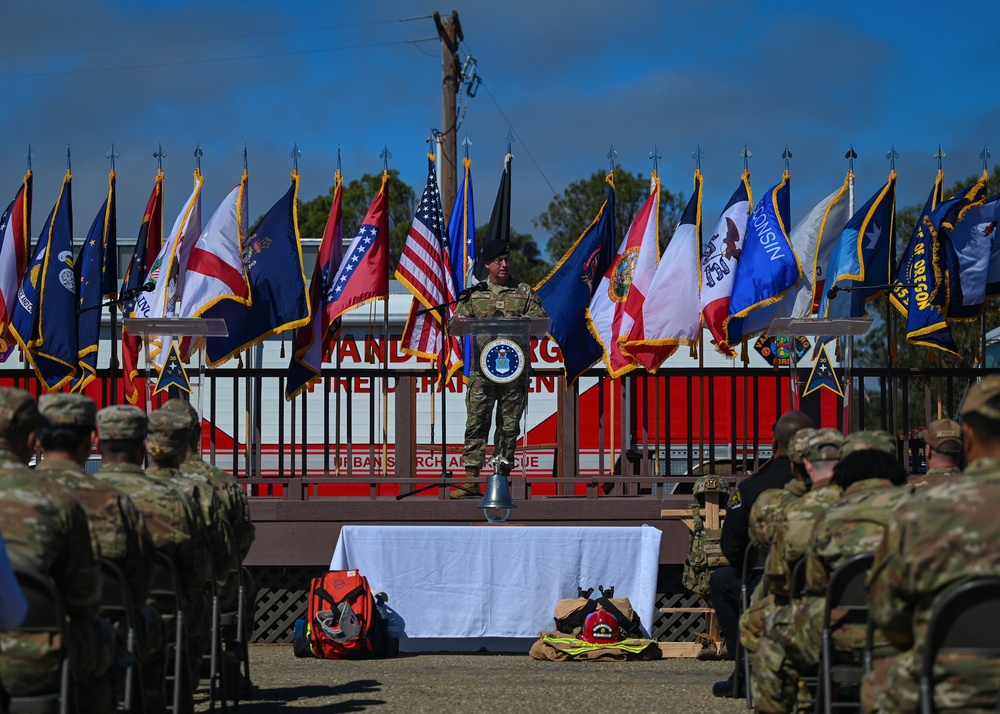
728;488;742;509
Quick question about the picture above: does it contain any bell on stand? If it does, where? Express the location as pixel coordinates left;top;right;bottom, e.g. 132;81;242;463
478;470;516;523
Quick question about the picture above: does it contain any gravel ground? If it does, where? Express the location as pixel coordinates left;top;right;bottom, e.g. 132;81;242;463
194;644;749;714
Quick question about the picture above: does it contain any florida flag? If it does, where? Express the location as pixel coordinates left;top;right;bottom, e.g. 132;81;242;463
621;170;703;372
587;173;660;378
700;172;751;357
0;172;31;344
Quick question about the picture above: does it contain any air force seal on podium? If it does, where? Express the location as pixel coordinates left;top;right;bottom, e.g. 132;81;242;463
480;338;525;384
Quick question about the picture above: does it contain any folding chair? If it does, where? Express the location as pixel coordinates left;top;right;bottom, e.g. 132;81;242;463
820;553;874;714
149;551;186;714
201;558;228;713
919;577;1000;714
733;542;766;707
219;566;253;709
100;559;142;714
7;568;71;714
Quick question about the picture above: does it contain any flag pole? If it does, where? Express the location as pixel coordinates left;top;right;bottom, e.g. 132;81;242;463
885;146;899;438
334;146;343;478
843;145;857;432
107;144;120;403
692;145;707;469
380;144;392;481
980;145;991;373
739;146;752;471
781;145;799;410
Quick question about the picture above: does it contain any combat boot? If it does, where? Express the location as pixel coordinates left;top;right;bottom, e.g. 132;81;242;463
450;467;481;499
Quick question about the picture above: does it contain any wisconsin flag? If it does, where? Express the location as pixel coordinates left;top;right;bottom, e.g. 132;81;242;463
72;169;117;393
0;172;31;339
700;172;751;357
725;172;800;345
621;170;703;372
322;173;390;325
133;171;203;366
121;172;163;405
10;170;78;391
536;171;616;385
397;156;460;381
205;172;310;366
818;172;896;321
286;171;345;401
587;173;660;378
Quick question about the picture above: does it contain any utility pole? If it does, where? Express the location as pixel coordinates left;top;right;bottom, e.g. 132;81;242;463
434;10;462;218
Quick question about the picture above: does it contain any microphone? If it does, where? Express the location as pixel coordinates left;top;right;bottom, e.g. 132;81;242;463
458;282;488;299
827;285;840;300
140;282;155;293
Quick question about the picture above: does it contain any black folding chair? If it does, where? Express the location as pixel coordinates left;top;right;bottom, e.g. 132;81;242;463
820;553;873;713
149;551;187;714
919;577;1000;714
7;568;71;714
100;559;142;714
733;542;766;707
200;557;229;713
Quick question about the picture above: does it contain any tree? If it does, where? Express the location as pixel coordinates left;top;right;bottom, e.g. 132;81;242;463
533;166;686;262
297;169;417;272
474;225;552;287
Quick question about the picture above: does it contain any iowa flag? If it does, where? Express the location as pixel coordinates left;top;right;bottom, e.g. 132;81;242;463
536;171;616;385
700;172;750;357
286;171;345;401
725;172;800;345
621;170;703;372
587;174;660;377
204;172;310;366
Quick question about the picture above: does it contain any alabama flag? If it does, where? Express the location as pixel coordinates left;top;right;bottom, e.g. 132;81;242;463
587;173;660;378
621;170;703;372
700;172;751;356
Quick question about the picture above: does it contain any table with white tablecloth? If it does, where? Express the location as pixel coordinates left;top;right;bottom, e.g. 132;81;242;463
329;524;662;652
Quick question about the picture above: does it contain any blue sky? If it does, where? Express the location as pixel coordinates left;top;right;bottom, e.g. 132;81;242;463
1;1;998;258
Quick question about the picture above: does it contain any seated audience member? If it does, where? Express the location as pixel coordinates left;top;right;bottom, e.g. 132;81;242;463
909;418;962;489
865;378;1000;713
0;532;27;631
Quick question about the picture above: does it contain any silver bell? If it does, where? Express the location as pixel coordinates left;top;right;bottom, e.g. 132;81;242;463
478;471;516;523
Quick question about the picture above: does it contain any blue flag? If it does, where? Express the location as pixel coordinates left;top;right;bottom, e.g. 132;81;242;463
725;172;799;345
535;172;616;385
72;171;116;392
204;173;310;366
943;187;998;320
9;170;78;391
819;172;896;322
448;156;476;378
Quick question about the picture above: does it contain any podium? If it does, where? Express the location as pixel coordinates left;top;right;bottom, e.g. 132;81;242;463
123;317;228;414
450;316;550;521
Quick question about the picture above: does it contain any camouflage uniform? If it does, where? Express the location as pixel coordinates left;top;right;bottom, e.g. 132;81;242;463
0;389;116;710
865;381;1000;714
452;275;546;471
753;428;845;713
909;419;963;490
739;429;813;660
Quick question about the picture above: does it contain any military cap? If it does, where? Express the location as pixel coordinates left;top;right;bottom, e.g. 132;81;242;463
37;393;96;428
919;419;963;456
959;375;1000;420
788;428;818;465
96;405;148;441
147;410;191;461
802;428;845;462
480;239;511;264
0;388;38;435
839;430;896;459
160;398;199;436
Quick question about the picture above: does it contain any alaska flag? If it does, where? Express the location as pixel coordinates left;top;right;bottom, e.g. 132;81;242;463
204;173;310;366
286;172;345;401
448;156;475;378
819;172;897;321
535;171;616;385
10;170;78;391
725;172;800;345
475;152;512;281
72;170;117;392
122;173;163;405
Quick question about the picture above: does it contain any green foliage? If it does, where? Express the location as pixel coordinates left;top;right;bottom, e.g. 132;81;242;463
296;169;417;272
533;166;687;262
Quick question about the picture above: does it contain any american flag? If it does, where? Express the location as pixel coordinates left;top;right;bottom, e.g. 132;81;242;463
395;157;461;379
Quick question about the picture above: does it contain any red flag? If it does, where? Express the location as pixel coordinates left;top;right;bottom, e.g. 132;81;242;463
396;156;461;382
122;173;163;406
323;173;390;324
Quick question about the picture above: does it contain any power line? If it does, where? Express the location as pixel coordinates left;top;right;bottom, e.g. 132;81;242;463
0;37;436;80
0;19;404;59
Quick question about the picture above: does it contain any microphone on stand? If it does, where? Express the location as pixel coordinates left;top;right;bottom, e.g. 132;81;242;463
827;285;840;300
458;282;488;300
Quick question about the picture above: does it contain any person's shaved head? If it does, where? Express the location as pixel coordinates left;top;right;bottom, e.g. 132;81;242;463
773;410;816;455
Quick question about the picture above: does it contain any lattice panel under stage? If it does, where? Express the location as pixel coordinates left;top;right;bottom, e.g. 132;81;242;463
247;564;706;644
